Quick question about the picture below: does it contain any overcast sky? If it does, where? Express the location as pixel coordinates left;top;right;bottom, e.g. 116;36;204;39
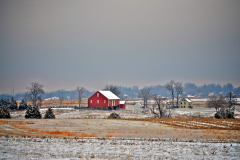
0;0;240;94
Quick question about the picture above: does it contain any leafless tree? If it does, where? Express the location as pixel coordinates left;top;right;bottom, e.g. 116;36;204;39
152;94;167;118
58;95;63;107
175;82;183;108
76;87;86;108
164;80;183;117
58;89;64;107
25;82;45;107
103;84;121;97
206;94;227;111
139;87;151;109
165;80;175;106
165;80;175;117
226;92;237;110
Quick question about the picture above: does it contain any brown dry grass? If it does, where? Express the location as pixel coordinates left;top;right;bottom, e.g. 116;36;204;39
121;117;240;130
0;118;239;141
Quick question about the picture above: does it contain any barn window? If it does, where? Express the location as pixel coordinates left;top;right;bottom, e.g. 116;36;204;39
97;100;99;103
97;93;99;97
91;100;92;103
104;100;106;103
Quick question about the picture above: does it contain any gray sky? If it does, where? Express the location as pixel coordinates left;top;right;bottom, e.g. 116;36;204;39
0;0;240;94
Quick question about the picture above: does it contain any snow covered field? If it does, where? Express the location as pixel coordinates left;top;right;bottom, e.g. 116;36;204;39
3;108;240;159
11;108;152;119
174;107;240;119
10;106;240;119
0;137;239;159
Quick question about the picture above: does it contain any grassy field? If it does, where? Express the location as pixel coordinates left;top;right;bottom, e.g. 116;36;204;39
1;108;240;159
0;117;239;141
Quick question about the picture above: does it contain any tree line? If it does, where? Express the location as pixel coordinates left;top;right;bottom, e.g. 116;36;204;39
139;80;237;119
1;81;237;119
1;82;239;101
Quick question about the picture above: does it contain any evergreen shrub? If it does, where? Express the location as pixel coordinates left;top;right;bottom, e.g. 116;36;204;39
44;108;55;119
0;105;11;119
108;113;121;119
25;105;42;119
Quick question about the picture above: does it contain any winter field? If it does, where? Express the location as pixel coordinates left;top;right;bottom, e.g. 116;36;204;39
1;137;239;159
0;107;240;159
10;106;240;119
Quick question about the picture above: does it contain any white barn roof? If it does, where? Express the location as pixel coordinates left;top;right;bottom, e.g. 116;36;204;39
99;91;120;100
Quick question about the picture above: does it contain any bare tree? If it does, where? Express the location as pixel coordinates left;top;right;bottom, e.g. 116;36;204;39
175;82;183;108
206;94;227;111
76;87;85;108
103;84;121;97
164;80;183;116
165;80;175;117
165;80;175;106
25;82;45;107
58;95;63;107
152;94;167;118
226;92;237;110
139;87;151;109
58;89;64;107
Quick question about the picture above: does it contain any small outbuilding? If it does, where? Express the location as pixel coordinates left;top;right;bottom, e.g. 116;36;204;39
119;101;126;109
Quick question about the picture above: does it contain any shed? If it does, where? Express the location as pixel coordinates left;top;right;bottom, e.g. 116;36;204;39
119;101;126;109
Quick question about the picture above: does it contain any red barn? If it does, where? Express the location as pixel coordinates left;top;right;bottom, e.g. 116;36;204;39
88;91;120;110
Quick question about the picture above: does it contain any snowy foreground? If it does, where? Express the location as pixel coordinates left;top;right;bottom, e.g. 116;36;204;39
0;137;239;159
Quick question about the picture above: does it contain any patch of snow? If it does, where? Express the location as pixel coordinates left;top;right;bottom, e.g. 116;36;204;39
0;137;239;159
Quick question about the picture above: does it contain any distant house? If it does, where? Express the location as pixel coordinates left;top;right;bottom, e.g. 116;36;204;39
119;101;126;109
179;98;192;108
165;98;192;108
88;91;120;110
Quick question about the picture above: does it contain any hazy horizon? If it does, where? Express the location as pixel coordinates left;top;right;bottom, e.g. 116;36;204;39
1;0;240;94
0;82;238;95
